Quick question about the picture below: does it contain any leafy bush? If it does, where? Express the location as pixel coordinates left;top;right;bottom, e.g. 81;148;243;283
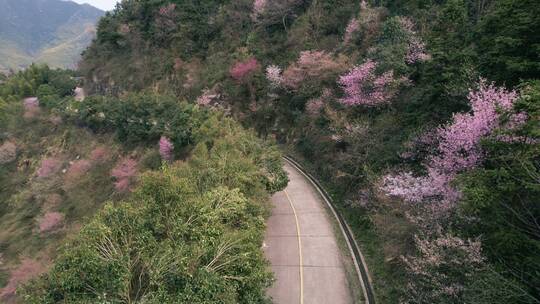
22;123;282;303
0;64;75;101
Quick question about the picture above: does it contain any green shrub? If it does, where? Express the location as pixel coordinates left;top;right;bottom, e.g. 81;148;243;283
22;125;280;303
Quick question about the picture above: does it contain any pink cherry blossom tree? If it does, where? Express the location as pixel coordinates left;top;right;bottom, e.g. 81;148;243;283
230;58;260;82
196;90;213;107
251;0;267;21
382;80;519;206
266;65;283;88
111;157;138;192
343;18;360;44
37;157;62;178
396;17;430;64
338;60;403;106
406;37;430;64
283;51;347;90
402;232;484;303
159;136;174;161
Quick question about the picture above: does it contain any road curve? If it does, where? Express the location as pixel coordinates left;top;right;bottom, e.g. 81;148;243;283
263;161;354;304
283;157;376;304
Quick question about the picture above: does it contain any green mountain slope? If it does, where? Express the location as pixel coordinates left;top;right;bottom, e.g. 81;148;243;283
77;0;540;302
0;0;103;72
0;65;288;304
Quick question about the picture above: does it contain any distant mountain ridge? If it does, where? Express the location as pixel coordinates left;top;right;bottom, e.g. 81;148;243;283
0;0;104;72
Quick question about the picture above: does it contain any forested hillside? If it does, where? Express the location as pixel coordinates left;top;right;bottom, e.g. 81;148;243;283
0;66;287;303
78;0;540;303
0;0;104;72
0;0;539;303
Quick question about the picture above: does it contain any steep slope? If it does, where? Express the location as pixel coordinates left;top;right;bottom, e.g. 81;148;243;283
0;100;149;303
78;0;540;303
0;65;288;303
0;0;103;72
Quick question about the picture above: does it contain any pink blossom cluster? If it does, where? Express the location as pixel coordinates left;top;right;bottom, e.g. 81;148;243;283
283;51;347;89
338;60;400;106
38;211;65;233
430;80;517;174
251;0;267;21
402;232;484;302
23;97;39;109
65;159;92;181
305;89;332;117
37;157;62;178
196;89;221;107
111;157;138;192
0;141;17;164
90;146;109;163
266;65;283;88
230;58;260;82
396;17;430;64
382;80;518;205
343;18;360;44
0;258;46;301
406;37;430;64
23;97;40;119
159;136;174;161
196;90;212;106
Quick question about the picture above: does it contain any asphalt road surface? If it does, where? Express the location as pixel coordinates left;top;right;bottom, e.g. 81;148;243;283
264;162;354;304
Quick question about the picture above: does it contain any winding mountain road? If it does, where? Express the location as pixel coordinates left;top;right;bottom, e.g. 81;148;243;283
263;161;356;304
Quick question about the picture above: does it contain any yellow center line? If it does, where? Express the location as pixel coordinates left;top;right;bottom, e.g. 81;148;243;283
284;189;304;304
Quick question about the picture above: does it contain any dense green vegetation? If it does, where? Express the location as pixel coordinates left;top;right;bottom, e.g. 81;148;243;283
22;126;278;303
0;66;287;302
1;0;538;302
458;81;540;302
74;0;539;302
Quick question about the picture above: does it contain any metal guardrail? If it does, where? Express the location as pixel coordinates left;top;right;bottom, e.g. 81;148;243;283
283;155;376;304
